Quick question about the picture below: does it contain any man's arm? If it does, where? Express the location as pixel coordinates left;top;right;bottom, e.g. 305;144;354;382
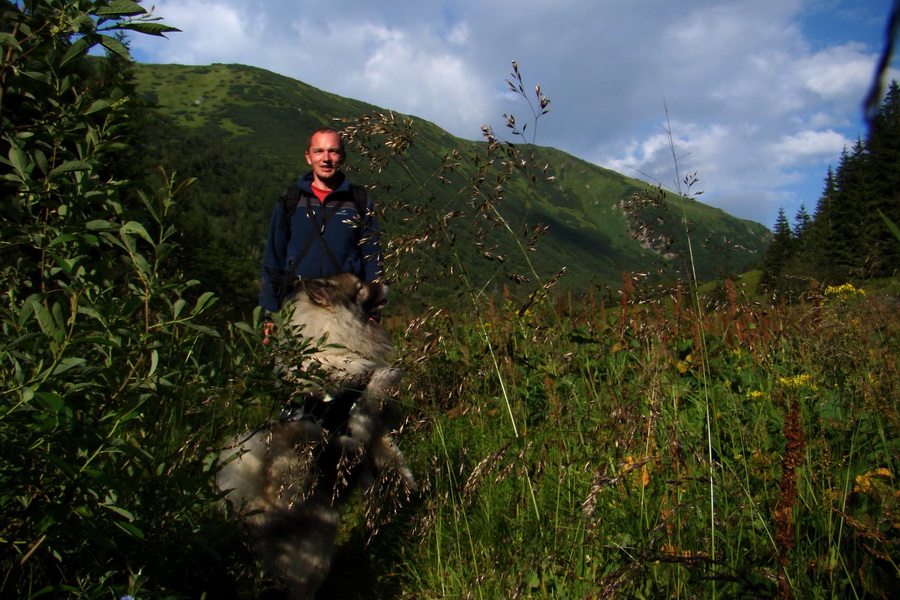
259;203;289;313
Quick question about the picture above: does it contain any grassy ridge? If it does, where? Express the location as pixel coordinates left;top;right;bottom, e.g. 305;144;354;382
131;62;771;300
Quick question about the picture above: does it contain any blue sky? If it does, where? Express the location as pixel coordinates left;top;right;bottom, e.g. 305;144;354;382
128;0;898;229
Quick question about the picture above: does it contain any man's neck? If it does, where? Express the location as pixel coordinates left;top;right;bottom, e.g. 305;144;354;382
312;172;344;192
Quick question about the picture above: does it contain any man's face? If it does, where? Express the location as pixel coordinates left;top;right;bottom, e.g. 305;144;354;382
305;131;345;187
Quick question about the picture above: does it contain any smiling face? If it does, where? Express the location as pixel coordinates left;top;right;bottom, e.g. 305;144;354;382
305;130;346;189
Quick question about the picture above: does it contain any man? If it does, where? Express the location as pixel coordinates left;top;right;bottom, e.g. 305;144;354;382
259;127;382;317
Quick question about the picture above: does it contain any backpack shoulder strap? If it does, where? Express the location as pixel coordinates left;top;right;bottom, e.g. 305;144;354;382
277;185;303;231
350;184;368;217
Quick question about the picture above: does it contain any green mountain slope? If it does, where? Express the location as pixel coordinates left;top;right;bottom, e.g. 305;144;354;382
132;62;770;309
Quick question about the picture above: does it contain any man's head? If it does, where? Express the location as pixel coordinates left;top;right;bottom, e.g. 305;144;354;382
305;128;346;189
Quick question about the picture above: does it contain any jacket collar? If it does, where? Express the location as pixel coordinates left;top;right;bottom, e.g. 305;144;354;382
298;171;350;196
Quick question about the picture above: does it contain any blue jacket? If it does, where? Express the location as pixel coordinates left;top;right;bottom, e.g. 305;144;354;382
258;172;382;312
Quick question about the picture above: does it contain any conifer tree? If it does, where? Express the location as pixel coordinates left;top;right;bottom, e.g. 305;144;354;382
793;204;812;242
760;208;794;291
864;80;900;276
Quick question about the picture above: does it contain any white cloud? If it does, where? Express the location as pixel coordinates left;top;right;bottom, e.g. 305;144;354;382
127;0;896;228
796;43;878;100
769;130;850;166
134;1;265;64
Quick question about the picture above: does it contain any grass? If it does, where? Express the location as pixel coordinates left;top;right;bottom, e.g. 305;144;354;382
31;278;888;598
373;279;899;599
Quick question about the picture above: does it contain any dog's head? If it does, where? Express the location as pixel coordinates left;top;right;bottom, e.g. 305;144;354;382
293;273;387;321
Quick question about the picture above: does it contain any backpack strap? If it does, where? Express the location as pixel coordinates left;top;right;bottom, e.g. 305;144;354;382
350;184;368;219
277;185;303;234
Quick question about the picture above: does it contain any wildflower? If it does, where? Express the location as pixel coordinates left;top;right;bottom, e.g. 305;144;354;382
621;455;652;486
777;374;818;390
748;390;766;400
824;283;866;302
120;596;135;600
853;468;895;496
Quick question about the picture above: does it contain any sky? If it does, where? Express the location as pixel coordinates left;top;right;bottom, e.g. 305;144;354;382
127;0;898;229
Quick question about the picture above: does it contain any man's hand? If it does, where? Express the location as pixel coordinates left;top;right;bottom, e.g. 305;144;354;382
263;320;276;345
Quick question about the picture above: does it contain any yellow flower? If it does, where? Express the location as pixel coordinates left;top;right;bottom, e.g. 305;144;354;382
778;374;818;390
824;283;866;302
854;469;895;496
621;456;652;487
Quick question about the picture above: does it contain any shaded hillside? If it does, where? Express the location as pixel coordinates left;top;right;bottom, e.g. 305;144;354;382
132;62;770;313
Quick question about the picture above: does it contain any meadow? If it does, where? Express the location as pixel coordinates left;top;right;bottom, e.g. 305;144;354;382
362;277;898;599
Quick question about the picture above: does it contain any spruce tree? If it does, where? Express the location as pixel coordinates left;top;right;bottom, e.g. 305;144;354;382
824;142;869;280
760;208;794;291
865;80;900;276
793;204;812;250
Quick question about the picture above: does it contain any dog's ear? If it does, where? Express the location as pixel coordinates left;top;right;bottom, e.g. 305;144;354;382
299;278;332;307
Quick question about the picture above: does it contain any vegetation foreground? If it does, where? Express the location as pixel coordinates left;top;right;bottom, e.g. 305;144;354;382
386;281;899;599
2;2;898;599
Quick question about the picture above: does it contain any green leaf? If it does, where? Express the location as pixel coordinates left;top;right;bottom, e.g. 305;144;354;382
85;99;111;115
46;250;72;275
113;520;145;540
234;322;258;335
0;32;22;51
186;322;220;337
20;386;35;405
131;253;152;278
111;22;181;37
35;391;64;413
99;34;130;60
72;336;119;347
72;14;96;33
33;148;48;176
29;297;56;338
86;219;120;231
20;70;51;84
47;233;80;247
121;221;153;244
8;146;27;179
60;36;93;67
191;291;217;315
52;357;87;376
48;160;91;180
95;0;147;17
148;349;159;378
172;298;186;319
155;242;174;263
172;176;198;197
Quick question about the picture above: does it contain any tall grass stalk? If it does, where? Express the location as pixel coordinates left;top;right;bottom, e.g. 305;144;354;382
662;101;719;588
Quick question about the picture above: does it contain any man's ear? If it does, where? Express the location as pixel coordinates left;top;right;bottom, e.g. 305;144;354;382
299;278;331;306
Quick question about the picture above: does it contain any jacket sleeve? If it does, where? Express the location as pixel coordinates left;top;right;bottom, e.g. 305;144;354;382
258;203;288;313
360;198;383;282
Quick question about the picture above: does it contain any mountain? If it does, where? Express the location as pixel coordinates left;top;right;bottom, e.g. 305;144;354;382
131;62;771;312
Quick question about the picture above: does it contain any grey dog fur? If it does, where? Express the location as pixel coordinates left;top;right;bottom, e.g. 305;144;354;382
217;273;414;599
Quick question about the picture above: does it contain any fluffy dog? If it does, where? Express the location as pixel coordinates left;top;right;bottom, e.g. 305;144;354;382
217;273;414;599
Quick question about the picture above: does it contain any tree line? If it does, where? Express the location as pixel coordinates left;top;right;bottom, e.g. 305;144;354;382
761;81;900;293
